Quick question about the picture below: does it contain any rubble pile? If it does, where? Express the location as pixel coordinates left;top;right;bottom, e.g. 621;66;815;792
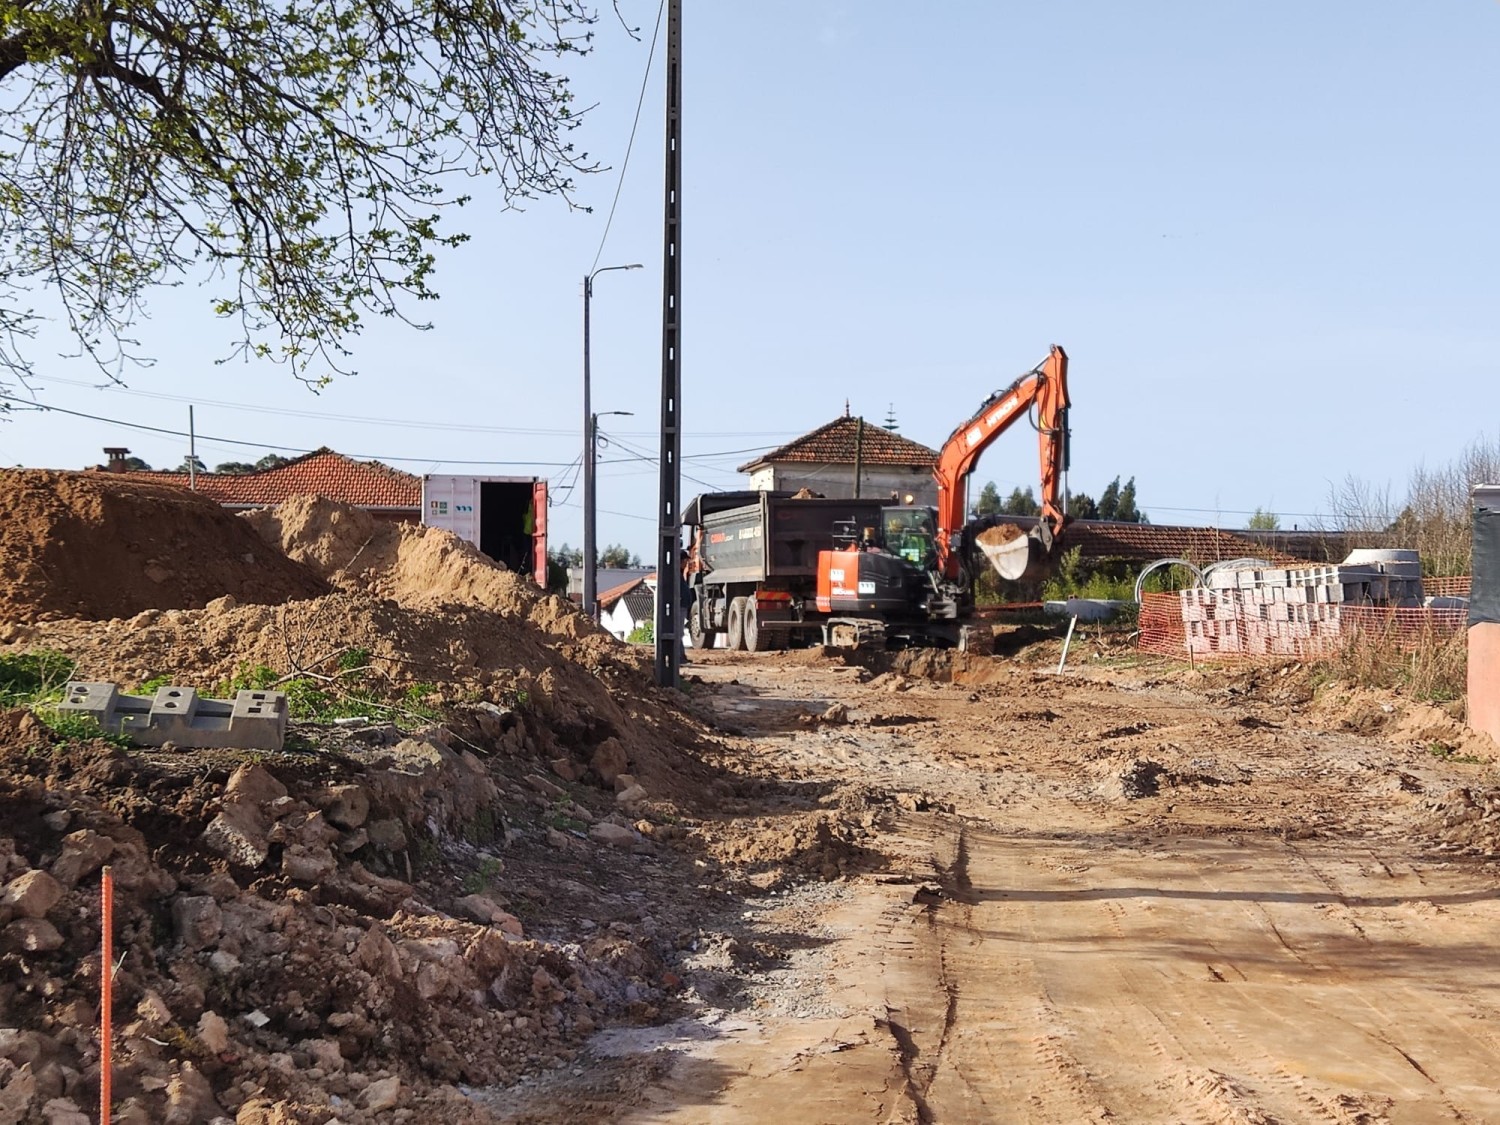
0;471;327;626
1425;787;1500;855
0;720;674;1123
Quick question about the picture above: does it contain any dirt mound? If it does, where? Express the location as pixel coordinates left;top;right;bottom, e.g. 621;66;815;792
243;495;593;638
1308;683;1497;761
6;591;713;803
0;470;327;625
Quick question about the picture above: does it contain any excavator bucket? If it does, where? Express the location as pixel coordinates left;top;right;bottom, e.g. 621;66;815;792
975;524;1057;582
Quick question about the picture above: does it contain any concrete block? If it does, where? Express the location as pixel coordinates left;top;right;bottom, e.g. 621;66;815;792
58;683;288;751
1261;568;1288;586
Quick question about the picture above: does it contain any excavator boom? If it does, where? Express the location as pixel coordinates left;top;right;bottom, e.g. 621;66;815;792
933;345;1071;582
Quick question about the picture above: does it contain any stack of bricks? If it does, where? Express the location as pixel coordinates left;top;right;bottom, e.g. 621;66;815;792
1179;561;1424;657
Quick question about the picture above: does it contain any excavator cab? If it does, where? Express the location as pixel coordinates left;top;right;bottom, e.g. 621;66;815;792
880;507;937;568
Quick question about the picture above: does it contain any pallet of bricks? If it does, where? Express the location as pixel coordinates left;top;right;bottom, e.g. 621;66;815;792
1180;553;1425;658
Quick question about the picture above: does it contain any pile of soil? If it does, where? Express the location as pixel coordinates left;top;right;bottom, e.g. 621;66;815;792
974;523;1027;547
243;496;591;638
1308;684;1495;761
8;591;714;805
0;472;327;626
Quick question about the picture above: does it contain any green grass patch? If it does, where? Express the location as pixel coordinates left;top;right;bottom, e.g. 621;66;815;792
0;650;77;707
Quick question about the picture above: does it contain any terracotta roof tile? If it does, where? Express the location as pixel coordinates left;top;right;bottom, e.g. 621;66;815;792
739;417;937;473
987;517;1306;565
102;448;420;509
598;573;653;609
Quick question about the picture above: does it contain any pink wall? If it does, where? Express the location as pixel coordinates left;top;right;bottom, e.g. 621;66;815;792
1470;622;1500;743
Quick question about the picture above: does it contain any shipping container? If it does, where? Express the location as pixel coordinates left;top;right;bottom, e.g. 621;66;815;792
422;475;548;587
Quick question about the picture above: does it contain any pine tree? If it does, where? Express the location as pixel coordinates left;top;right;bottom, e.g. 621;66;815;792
1098;477;1121;520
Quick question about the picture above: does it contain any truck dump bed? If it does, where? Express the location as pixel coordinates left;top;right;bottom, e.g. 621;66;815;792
694;493;886;585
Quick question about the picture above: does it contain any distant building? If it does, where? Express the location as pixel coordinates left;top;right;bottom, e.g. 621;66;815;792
94;447;421;522
737;414;939;506
597;573;656;642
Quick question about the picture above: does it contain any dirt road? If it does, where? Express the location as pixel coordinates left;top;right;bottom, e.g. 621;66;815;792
587;650;1500;1124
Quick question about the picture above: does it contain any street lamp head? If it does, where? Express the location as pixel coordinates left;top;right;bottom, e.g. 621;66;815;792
589;263;643;282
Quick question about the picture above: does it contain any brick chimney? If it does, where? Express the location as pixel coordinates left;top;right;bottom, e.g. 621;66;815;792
102;447;131;472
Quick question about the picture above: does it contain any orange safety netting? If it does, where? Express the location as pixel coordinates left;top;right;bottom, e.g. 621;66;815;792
1139;574;1470;662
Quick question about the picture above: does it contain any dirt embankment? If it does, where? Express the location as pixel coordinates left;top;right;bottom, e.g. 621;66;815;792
0;471;328;626
242;495;592;639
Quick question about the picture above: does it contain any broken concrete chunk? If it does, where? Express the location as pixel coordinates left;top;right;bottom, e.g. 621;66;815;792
172;895;223;951
365;818;408;851
358;1075;401;1111
281;845;337;884
590;738;630;786
453;894;507;925
49;830;114;888
40;1097;90;1125
163;1061;222;1125
0;1063;36;1122
200;804;269;869
615;784;649;806
0;870;63;920
588;823;638;850
318;785;370;830
225;764;288;806
4;918;64;954
196;1011;230;1054
135;990;172;1029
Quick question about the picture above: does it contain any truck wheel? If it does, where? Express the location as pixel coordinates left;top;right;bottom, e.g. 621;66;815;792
726;597;746;651
688;608;709;650
743;601;766;652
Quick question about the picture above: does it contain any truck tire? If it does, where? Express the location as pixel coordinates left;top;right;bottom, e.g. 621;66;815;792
726;597;746;651
688;607;710;651
743;600;767;653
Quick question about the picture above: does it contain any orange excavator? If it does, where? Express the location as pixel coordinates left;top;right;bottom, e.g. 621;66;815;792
685;346;1071;650
811;345;1071;635
939;343;1071;586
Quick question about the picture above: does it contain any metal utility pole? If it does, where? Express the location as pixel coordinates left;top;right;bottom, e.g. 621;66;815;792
853;416;864;499
654;0;683;688
188;406;197;490
582;264;641;620
586;410;633;619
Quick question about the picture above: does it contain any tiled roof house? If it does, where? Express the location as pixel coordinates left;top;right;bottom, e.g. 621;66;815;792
737;416;939;505
94;447;421;519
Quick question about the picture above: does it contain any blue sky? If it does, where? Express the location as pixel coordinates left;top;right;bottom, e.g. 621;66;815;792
3;1;1497;555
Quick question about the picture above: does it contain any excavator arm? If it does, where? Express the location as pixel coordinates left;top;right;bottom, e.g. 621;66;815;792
933;344;1071;581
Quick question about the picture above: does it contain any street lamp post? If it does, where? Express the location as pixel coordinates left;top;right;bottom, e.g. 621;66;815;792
582;264;642;620
587;410;633;621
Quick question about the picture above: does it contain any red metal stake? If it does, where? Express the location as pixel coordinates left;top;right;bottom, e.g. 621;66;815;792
100;865;113;1125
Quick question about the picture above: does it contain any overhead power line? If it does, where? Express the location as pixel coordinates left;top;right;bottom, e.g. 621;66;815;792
28;375;798;441
0;394;579;467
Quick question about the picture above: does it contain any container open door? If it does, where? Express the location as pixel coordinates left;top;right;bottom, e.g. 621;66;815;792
531;480;548;588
